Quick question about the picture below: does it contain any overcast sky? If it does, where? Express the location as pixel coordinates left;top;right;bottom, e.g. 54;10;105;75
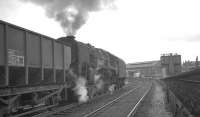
1;0;200;63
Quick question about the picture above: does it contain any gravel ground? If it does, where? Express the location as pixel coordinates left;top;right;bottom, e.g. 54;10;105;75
134;81;173;117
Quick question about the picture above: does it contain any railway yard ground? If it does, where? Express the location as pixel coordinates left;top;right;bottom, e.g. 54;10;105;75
6;77;199;117
39;78;150;117
7;77;198;117
31;78;177;117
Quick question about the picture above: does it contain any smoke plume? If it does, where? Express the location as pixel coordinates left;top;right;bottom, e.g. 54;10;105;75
21;0;115;35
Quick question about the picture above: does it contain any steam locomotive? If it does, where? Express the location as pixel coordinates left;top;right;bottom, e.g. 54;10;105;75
58;36;126;102
0;20;126;116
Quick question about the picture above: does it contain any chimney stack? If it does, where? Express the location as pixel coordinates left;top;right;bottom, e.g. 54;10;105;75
66;35;75;40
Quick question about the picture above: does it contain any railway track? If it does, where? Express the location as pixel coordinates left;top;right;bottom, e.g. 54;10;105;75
9;80;147;117
83;84;152;117
9;102;79;117
178;79;200;83
49;82;152;117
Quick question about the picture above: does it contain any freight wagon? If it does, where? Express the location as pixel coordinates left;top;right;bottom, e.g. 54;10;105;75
0;20;71;116
0;20;126;116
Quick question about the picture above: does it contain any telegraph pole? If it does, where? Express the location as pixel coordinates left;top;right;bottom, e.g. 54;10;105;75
195;56;199;68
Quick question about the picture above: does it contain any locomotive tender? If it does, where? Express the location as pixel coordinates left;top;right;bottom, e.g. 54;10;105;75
0;20;126;116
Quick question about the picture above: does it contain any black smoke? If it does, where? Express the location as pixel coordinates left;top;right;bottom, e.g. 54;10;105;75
21;0;115;35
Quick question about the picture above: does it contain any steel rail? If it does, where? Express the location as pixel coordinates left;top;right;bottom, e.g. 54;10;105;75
32;103;77;117
33;83;141;117
10;104;56;117
17;83;142;117
178;79;200;84
126;83;152;117
83;86;141;117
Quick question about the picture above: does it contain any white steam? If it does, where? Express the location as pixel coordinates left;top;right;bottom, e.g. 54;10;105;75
108;84;115;94
94;74;101;81
94;74;104;90
73;77;89;103
124;79;129;85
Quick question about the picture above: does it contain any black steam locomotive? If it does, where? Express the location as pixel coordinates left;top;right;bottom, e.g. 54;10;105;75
58;36;126;101
0;20;126;116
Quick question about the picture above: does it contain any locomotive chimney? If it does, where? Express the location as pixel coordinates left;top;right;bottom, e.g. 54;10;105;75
66;35;75;40
57;35;76;45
